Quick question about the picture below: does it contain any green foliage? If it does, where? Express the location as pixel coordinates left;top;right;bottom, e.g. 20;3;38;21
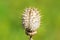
0;0;60;40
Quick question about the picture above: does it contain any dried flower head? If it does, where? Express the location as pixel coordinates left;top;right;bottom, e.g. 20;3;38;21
22;7;41;32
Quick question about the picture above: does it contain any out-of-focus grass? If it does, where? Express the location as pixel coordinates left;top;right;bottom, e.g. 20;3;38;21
0;0;60;40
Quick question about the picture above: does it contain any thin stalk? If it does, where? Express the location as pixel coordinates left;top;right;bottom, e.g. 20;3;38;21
29;36;33;40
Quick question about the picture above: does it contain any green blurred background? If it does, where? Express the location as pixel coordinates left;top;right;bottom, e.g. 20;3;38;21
0;0;60;40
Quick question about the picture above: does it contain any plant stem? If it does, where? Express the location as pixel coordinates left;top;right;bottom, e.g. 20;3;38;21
29;36;33;40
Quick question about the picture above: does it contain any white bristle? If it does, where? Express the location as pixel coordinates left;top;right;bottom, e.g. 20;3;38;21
22;8;41;31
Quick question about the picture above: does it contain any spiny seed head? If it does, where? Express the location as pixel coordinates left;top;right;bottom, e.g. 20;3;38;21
22;7;41;32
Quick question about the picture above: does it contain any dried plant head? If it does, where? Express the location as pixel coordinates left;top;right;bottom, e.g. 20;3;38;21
22;7;41;33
